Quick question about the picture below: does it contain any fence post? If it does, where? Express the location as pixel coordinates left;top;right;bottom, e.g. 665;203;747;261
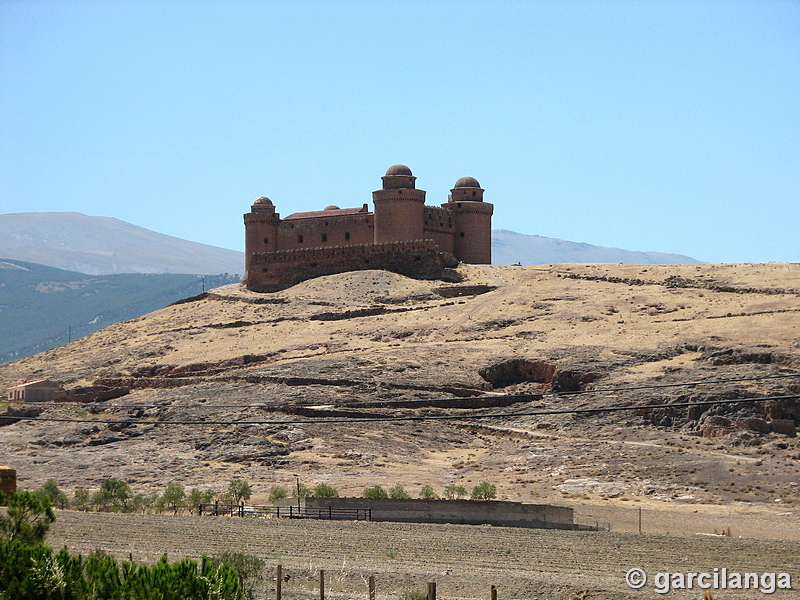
277;564;282;600
199;504;203;516
490;585;497;600
240;501;245;518
319;569;325;600
369;575;376;600
290;505;293;518
427;582;436;600
214;500;219;516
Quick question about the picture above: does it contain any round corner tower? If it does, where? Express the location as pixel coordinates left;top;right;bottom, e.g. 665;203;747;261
244;197;280;282
447;177;493;264
372;164;426;243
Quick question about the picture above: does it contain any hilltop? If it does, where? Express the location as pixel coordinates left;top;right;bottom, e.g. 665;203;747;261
1;262;799;538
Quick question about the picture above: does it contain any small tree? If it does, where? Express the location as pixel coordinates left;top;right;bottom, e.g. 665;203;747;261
94;479;132;512
363;485;388;499
443;484;467;500
313;483;338;498
162;482;186;514
419;485;438;500
470;481;497;501
37;479;68;509
0;491;56;544
72;488;90;512
187;488;215;513
268;486;288;502
228;479;252;504
389;484;410;500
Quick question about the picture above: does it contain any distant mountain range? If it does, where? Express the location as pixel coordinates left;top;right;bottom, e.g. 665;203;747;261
0;212;244;276
492;229;701;266
0;213;701;277
0;260;239;364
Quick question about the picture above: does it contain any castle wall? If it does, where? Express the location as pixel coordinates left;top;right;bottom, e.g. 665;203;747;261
423;206;456;254
246;239;447;292
0;466;17;494
277;213;374;251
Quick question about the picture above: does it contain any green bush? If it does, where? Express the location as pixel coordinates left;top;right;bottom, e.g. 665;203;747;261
470;481;497;500
443;484;467;500
0;542;245;600
268;486;288;502
313;483;339;498
37;479;68;509
389;484;410;500
211;551;265;600
419;485;438;500
363;485;388;499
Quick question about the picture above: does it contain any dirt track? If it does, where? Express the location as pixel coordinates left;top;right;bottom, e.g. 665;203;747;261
46;511;799;600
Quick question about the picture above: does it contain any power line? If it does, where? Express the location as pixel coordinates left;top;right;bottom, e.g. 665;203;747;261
6;394;798;426
20;372;800;410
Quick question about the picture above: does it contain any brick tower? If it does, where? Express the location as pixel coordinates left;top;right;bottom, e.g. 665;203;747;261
244;197;280;284
448;177;493;264
373;164;426;243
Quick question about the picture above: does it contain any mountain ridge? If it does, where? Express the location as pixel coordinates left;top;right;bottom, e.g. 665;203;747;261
0;213;701;277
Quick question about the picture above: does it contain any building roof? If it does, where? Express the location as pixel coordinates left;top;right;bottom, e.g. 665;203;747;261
284;205;371;221
8;379;60;390
454;176;481;188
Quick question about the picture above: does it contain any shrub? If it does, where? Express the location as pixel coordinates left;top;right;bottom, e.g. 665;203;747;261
268;486;288;502
211;551;265;600
363;485;388;499
471;481;497;501
37;480;68;509
419;485;438;500
389;484;410;500
443;484;467;500
313;483;339;498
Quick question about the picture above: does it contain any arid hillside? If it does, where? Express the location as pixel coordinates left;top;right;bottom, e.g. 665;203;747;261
2;263;799;537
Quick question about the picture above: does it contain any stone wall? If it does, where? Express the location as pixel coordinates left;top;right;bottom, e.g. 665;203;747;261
246;239;450;292
275;497;574;530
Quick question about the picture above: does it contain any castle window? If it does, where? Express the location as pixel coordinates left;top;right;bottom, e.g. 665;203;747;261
457;203;462;208
321;233;328;242
460;232;465;237
345;232;350;240
472;191;476;197
324;221;329;226
263;237;269;244
298;235;304;243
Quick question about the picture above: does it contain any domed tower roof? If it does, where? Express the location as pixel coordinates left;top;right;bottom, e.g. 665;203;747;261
323;205;340;211
454;176;481;189
251;196;276;213
381;164;416;190
385;164;413;177
449;176;485;202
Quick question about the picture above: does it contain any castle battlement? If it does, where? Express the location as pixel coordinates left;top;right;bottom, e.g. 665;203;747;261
244;166;492;292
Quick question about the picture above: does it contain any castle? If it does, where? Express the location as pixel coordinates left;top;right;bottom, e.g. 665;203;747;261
244;165;493;292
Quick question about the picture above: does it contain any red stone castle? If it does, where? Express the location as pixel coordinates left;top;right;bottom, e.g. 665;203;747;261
244;165;493;292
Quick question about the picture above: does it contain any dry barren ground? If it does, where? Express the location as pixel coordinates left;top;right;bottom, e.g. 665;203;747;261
3;263;800;598
45;511;799;600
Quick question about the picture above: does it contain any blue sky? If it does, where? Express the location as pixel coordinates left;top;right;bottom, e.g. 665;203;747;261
1;0;798;263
